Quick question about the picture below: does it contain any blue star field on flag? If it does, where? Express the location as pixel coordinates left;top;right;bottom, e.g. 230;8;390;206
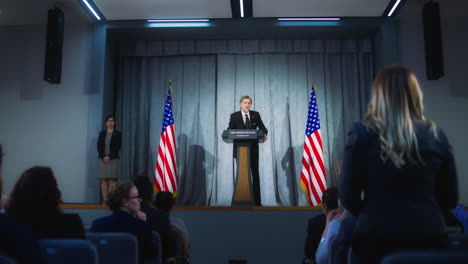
305;88;321;137
161;89;174;134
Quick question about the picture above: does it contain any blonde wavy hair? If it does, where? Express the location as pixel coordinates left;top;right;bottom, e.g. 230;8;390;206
364;65;436;168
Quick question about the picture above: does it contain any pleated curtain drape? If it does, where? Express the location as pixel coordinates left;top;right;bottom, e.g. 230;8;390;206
114;39;373;206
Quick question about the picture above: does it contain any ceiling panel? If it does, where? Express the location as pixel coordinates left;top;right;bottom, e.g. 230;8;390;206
254;0;390;17
93;0;233;20
0;0;90;25
0;0;393;25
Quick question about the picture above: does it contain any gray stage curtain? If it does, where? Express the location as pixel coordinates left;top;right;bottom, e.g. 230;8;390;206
115;39;373;206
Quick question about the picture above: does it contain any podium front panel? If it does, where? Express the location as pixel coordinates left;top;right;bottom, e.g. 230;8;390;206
233;146;252;202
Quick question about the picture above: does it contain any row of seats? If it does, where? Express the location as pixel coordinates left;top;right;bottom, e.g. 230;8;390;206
43;232;148;264
0;255;15;264
380;251;468;264
5;233;466;264
0;232;161;264
345;234;468;264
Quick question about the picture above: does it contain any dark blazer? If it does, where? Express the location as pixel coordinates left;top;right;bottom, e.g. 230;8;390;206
228;110;268;135
140;204;176;258
304;213;326;261
340;121;458;237
91;210;155;264
0;214;45;264
228;110;268;158
97;130;122;159
30;213;85;239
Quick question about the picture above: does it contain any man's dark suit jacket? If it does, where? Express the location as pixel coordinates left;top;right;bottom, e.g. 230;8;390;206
228;110;268;159
0;213;45;264
91;210;155;264
340;121;458;237
97;130;122;160
304;213;326;261
140;204;176;259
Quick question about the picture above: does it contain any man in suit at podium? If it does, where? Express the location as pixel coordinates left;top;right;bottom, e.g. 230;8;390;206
228;95;268;206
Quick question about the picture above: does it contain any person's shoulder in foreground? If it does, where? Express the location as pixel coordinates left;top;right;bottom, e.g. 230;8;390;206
0;213;45;264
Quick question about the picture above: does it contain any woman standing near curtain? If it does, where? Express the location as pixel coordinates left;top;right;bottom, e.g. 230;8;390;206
340;65;458;263
97;114;121;203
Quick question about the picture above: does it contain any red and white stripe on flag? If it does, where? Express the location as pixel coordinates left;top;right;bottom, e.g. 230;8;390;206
300;86;326;206
154;88;178;193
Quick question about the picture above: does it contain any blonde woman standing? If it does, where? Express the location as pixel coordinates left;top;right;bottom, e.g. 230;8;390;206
340;65;458;263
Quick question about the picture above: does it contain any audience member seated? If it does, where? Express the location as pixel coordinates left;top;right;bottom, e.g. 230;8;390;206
154;192;191;258
315;204;356;264
5;166;85;239
340;65;459;264
134;176;177;263
304;187;338;264
169;214;190;258
91;181;156;264
0;145;45;264
452;204;468;234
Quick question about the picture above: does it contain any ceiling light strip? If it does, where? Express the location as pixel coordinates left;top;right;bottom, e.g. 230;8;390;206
387;0;402;16
82;0;101;20
146;22;211;28
240;0;245;18
278;18;340;21
148;19;210;22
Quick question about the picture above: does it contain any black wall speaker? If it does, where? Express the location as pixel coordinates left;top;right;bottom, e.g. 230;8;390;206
422;2;444;80
44;8;64;84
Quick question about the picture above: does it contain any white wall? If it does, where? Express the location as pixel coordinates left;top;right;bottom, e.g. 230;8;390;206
0;22;97;202
397;0;468;204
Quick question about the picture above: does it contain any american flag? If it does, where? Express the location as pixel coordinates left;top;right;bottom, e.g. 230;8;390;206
300;86;326;206
154;87;178;193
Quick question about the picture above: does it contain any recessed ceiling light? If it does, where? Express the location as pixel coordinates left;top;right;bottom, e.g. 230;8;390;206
277;18;341;21
146;22;212;28
147;19;210;22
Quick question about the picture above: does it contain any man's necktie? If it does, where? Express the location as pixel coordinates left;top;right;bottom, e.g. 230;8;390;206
245;114;251;129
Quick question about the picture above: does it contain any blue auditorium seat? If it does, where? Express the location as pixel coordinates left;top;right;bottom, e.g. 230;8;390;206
86;232;138;264
0;253;15;264
448;234;468;251
347;247;358;264
39;239;97;264
380;251;468;264
150;231;162;264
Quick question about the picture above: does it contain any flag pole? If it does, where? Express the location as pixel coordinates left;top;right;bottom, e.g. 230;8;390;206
169;80;173;99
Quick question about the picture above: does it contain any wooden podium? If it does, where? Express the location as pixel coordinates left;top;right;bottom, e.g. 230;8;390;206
222;129;264;206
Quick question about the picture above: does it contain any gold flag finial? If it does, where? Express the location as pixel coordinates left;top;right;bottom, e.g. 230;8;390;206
169;80;174;99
